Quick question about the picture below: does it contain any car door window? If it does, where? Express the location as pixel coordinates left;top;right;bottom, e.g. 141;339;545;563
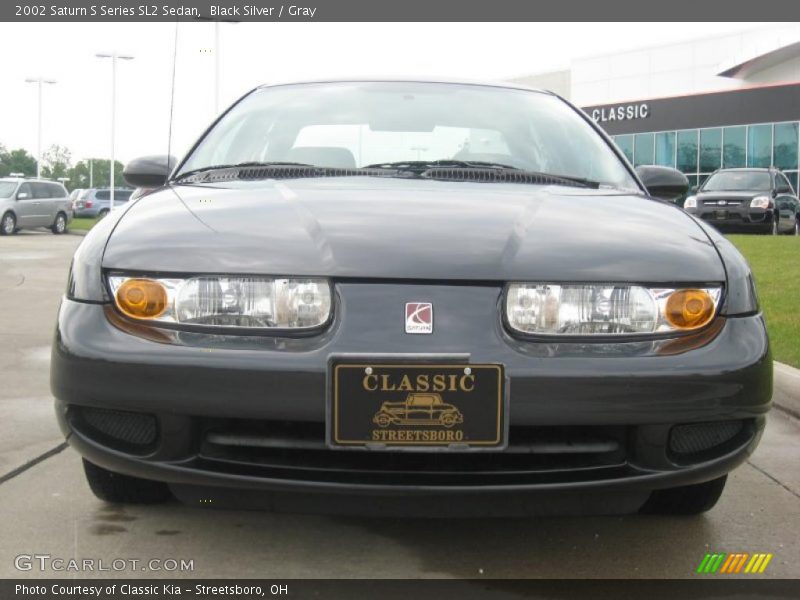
17;183;33;199
30;182;51;199
776;173;794;194
48;183;67;198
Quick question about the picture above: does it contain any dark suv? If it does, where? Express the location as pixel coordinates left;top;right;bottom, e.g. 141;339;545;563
684;168;800;235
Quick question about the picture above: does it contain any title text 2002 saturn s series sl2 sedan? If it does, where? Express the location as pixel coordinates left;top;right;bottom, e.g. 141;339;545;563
51;80;772;516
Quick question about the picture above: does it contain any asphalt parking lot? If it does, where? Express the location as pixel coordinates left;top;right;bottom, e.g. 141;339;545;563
1;231;799;579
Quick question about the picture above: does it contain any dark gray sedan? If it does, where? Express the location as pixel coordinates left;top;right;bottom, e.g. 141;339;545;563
51;80;771;516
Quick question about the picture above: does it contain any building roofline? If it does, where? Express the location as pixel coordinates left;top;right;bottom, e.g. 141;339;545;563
581;79;800;109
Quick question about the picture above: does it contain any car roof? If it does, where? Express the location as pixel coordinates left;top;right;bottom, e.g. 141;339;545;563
0;177;65;184
255;77;552;96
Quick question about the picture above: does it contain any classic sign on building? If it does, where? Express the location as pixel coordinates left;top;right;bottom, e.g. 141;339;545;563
581;82;800;193
590;103;650;124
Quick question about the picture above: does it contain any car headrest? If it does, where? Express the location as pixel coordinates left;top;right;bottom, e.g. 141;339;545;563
286;147;357;169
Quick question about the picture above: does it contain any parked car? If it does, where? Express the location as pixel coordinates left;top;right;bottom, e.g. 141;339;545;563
684;167;800;235
68;188;85;210
0;177;72;235
73;188;134;218
52;80;771;516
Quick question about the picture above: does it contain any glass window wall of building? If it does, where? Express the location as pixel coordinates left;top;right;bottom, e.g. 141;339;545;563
612;120;800;197
633;133;654;167
723;126;746;168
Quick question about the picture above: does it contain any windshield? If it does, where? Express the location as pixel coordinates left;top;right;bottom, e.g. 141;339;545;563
177;82;638;189
0;182;18;198
702;171;771;192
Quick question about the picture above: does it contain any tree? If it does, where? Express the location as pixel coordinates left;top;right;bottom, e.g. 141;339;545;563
67;159;126;190
41;144;72;181
0;148;37;177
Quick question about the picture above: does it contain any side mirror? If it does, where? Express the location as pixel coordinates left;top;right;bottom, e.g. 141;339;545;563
16;192;29;200
635;166;689;202
123;155;177;188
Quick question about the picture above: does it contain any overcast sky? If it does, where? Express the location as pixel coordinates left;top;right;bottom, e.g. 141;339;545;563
0;22;776;165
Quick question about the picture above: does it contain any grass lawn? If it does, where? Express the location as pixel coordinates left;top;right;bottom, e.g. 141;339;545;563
727;235;800;368
68;217;99;231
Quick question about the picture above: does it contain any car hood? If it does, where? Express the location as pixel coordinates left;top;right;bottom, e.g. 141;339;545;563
102;178;725;282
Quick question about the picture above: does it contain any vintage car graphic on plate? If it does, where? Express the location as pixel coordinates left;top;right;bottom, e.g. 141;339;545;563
372;393;465;428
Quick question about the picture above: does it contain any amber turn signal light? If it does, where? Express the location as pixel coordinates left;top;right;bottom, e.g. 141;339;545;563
115;278;168;319
665;289;715;330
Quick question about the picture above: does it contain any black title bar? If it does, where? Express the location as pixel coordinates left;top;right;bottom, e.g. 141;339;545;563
4;579;800;600
3;0;800;22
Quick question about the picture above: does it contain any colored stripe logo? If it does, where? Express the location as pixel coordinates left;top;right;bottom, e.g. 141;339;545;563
697;552;773;574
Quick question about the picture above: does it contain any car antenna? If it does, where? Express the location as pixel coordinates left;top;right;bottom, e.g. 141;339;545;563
167;21;179;162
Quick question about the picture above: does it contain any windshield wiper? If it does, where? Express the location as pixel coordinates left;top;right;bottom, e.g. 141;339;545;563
173;162;316;182
173;160;602;189
363;159;522;172
363;160;601;188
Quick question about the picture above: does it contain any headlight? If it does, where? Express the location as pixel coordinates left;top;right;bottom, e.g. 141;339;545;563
107;274;332;330
684;195;697;209
505;284;721;336
750;195;772;209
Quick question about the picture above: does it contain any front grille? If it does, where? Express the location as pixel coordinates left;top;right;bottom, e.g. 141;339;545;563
701;199;744;206
71;406;157;453
668;420;745;458
700;211;745;222
198;420;628;486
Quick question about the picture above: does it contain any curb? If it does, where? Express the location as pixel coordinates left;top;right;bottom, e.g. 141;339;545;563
67;230;88;237
773;362;800;420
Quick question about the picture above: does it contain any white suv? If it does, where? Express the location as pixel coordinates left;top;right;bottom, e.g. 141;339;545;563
0;178;73;235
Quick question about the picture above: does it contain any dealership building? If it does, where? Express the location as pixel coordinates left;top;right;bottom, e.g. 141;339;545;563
511;25;800;192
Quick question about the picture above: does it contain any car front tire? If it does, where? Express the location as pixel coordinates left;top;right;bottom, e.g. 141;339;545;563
639;475;727;515
51;212;67;234
1;211;16;235
82;459;172;504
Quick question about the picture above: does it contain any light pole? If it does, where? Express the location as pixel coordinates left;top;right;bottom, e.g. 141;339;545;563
213;22;238;114
95;52;134;210
24;77;57;179
411;146;429;160
214;22;220;114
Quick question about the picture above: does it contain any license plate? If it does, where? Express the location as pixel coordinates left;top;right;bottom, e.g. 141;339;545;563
715;210;728;219
328;361;506;450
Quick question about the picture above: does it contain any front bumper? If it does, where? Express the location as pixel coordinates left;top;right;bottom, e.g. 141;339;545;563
73;209;95;219
686;206;774;232
52;283;772;502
